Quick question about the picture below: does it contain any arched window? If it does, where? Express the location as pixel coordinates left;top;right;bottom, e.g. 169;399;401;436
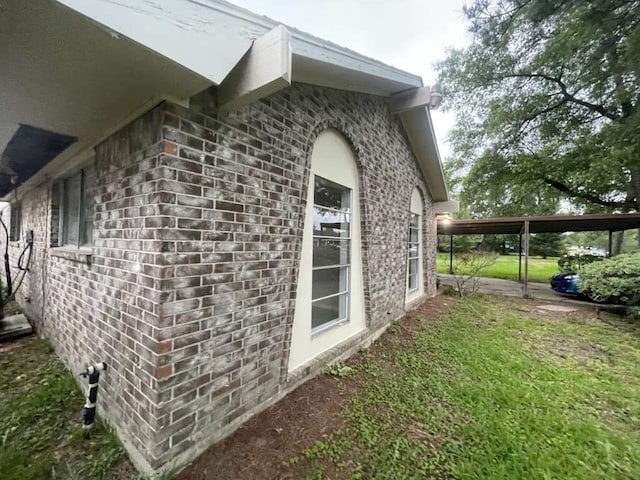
406;188;424;303
288;129;365;372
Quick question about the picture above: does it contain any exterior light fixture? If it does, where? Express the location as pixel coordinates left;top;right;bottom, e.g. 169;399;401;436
429;83;443;110
437;213;452;225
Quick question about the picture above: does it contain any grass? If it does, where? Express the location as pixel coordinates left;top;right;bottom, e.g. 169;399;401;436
0;337;166;480
288;296;640;479
437;253;560;283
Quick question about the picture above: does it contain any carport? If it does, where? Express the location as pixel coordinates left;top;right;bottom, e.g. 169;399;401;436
437;213;640;296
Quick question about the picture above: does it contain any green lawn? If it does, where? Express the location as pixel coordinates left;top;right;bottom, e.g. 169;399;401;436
437;252;560;283
289;296;640;479
5;298;640;479
0;337;171;480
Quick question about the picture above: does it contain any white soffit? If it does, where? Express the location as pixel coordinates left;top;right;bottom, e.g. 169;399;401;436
55;0;258;84
0;0;210;198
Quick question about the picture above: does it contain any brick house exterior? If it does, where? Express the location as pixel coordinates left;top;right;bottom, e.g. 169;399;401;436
1;1;456;473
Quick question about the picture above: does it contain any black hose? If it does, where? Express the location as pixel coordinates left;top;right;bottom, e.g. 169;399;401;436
5;240;33;307
0;214;11;297
0;213;10;316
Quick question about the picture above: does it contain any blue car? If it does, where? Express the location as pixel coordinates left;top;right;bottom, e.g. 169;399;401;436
550;272;580;296
551;272;621;303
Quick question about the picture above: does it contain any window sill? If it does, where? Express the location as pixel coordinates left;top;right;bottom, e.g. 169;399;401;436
311;317;349;339
50;246;93;265
405;291;427;310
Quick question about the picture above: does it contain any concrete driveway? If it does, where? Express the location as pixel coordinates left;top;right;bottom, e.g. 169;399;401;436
437;274;571;302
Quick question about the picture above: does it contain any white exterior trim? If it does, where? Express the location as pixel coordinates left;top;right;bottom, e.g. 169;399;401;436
288;129;365;372
405;188;425;304
218;25;292;113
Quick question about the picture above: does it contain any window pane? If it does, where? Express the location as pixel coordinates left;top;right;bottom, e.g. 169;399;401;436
313;239;350;267
63;173;81;246
80;167;96;246
409;227;419;243
408;274;417;291
312;267;348;300
313;207;350;238
312;293;348;329
314;176;350;211
408;243;419;258
9;204;20;241
408;258;419;275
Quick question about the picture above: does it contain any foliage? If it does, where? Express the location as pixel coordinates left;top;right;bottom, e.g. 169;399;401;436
449;251;499;296
324;362;355;378
437;234;482;253
437;0;640;217
558;253;604;272
530;232;565;258
564;229;640;254
580;252;640;304
288;297;640;479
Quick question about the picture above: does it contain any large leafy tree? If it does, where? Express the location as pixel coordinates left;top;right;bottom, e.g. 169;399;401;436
438;0;640;219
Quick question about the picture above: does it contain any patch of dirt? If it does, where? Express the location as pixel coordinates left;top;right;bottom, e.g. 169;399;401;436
179;374;346;480
505;296;597;322
177;295;455;480
544;338;612;363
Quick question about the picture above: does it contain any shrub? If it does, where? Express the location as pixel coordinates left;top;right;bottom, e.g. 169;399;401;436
580;252;640;306
450;251;499;297
558;254;603;272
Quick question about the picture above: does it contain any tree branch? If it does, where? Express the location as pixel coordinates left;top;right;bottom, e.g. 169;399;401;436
494;72;618;120
540;176;633;209
520;97;569;128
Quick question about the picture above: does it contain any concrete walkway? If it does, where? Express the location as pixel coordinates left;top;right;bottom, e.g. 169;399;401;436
438;274;572;302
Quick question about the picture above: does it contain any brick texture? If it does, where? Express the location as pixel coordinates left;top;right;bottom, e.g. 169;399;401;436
3;83;438;472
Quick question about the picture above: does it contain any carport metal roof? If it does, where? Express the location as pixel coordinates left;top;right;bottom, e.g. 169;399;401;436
437;213;640;236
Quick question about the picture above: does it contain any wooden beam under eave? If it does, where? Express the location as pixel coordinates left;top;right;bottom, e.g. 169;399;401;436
218;25;292;113
390;86;432;114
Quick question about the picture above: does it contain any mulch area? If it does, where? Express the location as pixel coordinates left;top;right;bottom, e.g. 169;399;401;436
178;294;455;480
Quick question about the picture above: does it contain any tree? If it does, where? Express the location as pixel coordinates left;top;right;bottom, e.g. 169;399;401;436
530;232;565;258
437;1;640;233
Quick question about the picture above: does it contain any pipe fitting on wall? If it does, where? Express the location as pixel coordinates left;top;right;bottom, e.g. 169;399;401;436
80;362;107;434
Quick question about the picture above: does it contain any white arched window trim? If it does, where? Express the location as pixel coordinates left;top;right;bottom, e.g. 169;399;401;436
288;129;365;372
406;188;424;304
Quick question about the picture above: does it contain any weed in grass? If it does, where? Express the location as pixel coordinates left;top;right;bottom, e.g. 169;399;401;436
324;362;356;378
387;319;403;334
356;362;380;377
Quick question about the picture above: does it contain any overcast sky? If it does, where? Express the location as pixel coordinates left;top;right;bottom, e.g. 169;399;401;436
227;0;471;160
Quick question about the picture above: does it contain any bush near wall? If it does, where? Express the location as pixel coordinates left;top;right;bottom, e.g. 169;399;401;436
580;253;640;309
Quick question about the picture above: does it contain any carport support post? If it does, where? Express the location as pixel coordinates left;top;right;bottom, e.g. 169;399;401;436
608;230;613;257
523;220;530;297
449;235;454;274
518;233;522;281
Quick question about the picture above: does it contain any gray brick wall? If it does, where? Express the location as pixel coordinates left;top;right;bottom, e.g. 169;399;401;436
3;83;438;472
3;107;168;468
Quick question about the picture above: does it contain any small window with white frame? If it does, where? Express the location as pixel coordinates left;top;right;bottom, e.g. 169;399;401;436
407;213;420;292
52;165;95;248
9;202;21;242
